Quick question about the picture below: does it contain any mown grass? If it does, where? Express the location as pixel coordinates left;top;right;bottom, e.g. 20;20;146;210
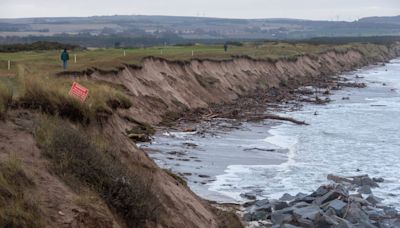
0;42;389;77
35;116;160;227
0;157;44;228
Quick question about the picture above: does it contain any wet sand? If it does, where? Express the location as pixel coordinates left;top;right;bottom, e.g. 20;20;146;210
142;60;400;206
141;116;297;202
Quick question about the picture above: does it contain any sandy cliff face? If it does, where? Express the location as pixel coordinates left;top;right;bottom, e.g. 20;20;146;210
91;50;368;124
3;44;399;228
81;45;399;227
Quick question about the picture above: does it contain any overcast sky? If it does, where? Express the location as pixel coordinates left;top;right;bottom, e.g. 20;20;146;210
0;0;399;21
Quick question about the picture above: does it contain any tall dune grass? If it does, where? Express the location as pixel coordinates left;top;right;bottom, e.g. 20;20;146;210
0;82;12;119
17;74;132;123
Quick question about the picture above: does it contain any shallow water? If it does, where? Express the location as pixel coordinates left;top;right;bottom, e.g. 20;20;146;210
143;59;400;208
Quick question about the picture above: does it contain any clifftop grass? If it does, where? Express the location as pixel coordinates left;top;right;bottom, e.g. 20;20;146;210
0;68;132;123
0;41;393;123
0;42;392;77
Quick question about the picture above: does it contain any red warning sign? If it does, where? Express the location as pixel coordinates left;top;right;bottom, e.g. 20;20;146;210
69;82;89;102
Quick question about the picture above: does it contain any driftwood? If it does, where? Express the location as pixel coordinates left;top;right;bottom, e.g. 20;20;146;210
202;113;220;119
199;109;308;126
246;114;308;125
128;133;151;142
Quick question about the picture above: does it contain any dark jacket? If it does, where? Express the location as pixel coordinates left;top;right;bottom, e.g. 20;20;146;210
61;51;69;61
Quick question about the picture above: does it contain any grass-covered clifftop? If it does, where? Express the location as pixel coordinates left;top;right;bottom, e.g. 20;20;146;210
0;41;396;123
0;41;394;76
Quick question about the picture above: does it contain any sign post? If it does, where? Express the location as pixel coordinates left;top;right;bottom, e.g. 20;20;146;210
123;50;126;56
74;54;77;63
69;82;89;103
7;60;10;70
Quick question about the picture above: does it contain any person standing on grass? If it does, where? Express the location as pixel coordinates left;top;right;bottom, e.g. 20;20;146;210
61;48;70;70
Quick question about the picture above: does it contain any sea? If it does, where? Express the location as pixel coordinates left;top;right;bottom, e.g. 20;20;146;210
142;58;400;209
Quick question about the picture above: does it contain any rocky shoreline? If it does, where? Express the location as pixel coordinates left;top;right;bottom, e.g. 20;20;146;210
134;46;400;227
144;60;400;227
243;174;399;228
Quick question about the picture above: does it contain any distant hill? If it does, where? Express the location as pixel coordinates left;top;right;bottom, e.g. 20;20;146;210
0;15;400;47
359;15;400;25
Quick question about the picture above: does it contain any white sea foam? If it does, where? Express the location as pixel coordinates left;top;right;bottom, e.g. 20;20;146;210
208;126;301;200
163;131;197;138
150;58;400;208
264;128;298;167
208;59;400;208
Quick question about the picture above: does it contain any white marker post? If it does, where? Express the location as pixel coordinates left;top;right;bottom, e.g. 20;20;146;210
74;54;77;63
7;60;10;70
123;50;126;57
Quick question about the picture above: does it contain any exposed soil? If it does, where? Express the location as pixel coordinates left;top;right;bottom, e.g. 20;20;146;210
1;44;400;227
0;111;122;228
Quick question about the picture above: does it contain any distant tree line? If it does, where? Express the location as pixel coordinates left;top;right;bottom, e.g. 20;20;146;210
0;33;186;48
0;34;399;51
0;41;81;52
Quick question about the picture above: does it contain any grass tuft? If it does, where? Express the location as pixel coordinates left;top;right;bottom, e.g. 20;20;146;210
0;82;12;119
16;75;132;123
35;116;160;227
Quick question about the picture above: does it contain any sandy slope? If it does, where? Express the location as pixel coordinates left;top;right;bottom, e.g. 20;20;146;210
90;50;385;124
2;43;400;227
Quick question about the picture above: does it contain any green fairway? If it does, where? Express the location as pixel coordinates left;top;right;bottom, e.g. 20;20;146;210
0;42;377;77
